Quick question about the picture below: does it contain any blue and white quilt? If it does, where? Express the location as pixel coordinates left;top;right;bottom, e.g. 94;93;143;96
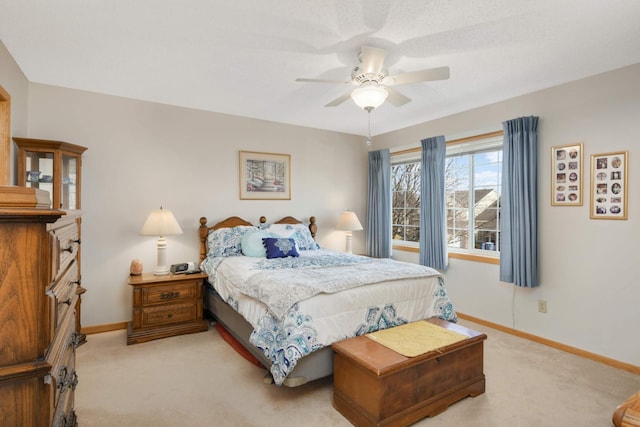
201;249;457;385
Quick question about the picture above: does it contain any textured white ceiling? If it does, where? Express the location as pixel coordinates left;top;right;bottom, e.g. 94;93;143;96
1;0;639;137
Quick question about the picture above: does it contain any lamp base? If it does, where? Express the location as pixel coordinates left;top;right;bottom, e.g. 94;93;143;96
345;232;353;254
153;266;170;276
153;236;170;276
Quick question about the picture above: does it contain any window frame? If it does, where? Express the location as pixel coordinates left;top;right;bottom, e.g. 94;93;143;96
390;131;504;264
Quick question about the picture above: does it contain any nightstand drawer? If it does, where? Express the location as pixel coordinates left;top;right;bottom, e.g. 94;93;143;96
140;280;200;306
140;302;200;327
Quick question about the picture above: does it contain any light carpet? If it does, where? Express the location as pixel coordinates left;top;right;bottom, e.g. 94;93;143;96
75;320;639;426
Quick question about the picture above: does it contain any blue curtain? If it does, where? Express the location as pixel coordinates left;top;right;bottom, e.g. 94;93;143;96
500;116;539;287
420;136;448;270
366;149;391;258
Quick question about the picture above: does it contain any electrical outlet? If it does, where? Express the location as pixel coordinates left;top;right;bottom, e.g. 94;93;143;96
538;300;547;313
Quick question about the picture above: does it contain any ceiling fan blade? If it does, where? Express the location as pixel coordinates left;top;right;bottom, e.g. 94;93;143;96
325;92;352;107
296;78;349;84
385;66;450;86
360;45;387;75
386;87;412;107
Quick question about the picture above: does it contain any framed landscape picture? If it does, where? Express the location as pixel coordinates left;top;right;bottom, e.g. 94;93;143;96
590;151;628;219
239;151;291;200
551;143;583;206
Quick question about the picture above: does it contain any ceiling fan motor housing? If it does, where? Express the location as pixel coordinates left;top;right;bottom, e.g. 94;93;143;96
351;65;387;85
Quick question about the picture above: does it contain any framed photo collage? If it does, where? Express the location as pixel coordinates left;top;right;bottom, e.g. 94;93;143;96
551;143;628;220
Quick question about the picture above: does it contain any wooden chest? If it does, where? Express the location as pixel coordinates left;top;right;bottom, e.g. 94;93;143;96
613;391;640;427
332;318;486;427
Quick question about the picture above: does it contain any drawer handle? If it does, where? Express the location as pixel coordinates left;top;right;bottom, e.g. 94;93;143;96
72;279;81;286
70;371;79;391
57;366;68;391
61;239;80;253
57;368;77;394
71;332;80;348
61;298;73;306
160;291;180;300
59;410;77;427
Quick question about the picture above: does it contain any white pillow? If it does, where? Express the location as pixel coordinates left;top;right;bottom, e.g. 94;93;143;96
265;223;319;250
264;223;295;238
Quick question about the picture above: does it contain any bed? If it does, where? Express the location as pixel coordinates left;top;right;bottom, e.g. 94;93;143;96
198;215;457;387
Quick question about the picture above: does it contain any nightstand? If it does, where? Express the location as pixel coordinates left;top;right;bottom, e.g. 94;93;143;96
127;272;209;345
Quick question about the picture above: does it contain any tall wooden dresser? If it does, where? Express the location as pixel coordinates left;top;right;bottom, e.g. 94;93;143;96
14;137;88;347
0;186;81;426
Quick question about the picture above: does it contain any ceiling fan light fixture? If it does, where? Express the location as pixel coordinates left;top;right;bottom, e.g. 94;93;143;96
350;84;388;110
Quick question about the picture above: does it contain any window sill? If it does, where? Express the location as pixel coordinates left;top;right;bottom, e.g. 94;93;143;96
448;252;500;265
392;245;500;265
392;244;419;253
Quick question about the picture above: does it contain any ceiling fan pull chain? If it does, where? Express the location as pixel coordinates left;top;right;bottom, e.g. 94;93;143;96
366;108;372;146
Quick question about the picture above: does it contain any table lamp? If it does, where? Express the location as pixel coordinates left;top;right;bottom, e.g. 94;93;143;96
140;206;183;275
336;211;363;254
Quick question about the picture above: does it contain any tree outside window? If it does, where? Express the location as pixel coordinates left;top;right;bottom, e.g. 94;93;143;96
392;163;421;242
392;145;502;253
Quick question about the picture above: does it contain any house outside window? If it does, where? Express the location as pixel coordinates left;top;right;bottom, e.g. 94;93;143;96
391;132;503;257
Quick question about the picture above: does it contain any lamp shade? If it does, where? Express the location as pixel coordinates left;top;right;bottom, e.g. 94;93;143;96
350;85;389;110
140;207;183;237
336;211;363;231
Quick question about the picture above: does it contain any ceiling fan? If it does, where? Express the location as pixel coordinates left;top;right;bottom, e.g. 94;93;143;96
296;45;450;110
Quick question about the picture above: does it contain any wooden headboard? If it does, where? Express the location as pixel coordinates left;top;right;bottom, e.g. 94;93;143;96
198;215;317;262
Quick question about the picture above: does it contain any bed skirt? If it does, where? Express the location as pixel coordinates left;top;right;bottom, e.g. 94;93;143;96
203;284;334;387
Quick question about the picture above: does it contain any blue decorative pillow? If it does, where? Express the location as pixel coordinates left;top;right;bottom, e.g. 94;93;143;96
291;226;320;250
241;230;275;257
207;226;258;257
262;237;300;259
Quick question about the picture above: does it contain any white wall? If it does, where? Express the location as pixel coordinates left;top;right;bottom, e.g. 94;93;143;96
374;63;640;367
23;84;368;328
0;40;29;182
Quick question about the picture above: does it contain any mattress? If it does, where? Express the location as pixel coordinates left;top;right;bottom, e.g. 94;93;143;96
202;249;457;385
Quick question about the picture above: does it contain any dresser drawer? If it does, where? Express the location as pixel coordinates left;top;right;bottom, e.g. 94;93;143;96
48;261;79;330
140;280;201;306
52;388;77;427
49;220;80;281
47;310;78;411
140;301;200;328
52;351;76;423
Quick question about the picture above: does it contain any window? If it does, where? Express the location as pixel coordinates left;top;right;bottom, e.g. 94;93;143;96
392;162;421;244
391;132;503;256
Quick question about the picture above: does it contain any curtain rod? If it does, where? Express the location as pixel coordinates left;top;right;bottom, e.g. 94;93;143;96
391;130;504;156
